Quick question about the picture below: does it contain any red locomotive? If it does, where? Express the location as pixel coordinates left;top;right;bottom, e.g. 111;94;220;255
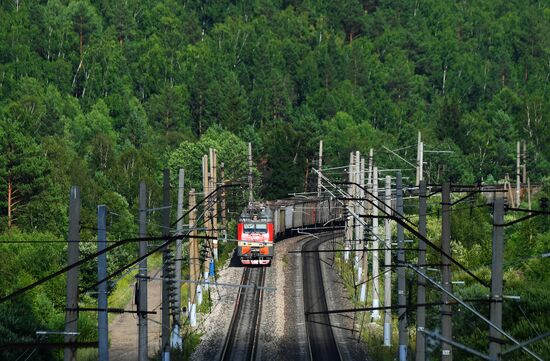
237;205;274;265
236;199;342;265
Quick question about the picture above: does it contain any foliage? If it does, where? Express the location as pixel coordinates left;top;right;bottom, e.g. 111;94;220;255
168;125;258;194
0;0;548;359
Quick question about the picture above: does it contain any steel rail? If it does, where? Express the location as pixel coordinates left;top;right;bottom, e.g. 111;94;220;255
219;267;266;361
303;232;343;361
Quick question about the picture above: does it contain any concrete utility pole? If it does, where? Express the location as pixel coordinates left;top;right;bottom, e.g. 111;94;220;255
416;131;422;186
368;149;373;188
523;140;527;184
317;140;323;197
209;148;218;261
528;178;532;212
97;205;108;361
383;175;392;347
161;169;171;361
505;174;515;208
344;152;353;262
202;155;210;292
367;149;374;273
248;142;254;206
516;141;521;206
441;182;453;361
360;157;368;303
360;157;366;281
172;169;185;349
213;150;218;258
356;155;363;281
489;193;505;359
221;162;227;240
354;151;361;276
138;183;148;361
416;180;427;361
371;167;380;320
396;172;407;361
188;189;198;327
64;186;80;361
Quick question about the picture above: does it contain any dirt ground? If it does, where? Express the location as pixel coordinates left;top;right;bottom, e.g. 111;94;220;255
109;269;162;361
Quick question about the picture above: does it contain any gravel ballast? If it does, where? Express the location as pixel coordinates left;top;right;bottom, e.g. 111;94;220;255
190;234;369;360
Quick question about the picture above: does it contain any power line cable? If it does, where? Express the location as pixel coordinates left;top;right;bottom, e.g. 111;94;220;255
0;188;238;305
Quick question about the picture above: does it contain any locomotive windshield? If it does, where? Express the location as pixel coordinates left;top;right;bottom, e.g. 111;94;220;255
243;223;268;233
255;223;267;233
244;223;255;233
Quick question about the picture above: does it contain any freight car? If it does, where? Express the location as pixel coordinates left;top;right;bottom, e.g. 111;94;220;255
237;198;342;265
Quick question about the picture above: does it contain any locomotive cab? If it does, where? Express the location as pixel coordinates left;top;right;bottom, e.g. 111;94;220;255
237;206;274;265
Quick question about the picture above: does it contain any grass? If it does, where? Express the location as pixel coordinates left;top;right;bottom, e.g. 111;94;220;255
215;239;236;273
78;348;99;361
78;253;163;361
148;328;202;361
85;241;226;361
106;253;162;315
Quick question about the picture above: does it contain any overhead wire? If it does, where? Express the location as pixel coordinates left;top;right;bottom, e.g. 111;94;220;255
0;186;232;305
0;180;248;352
1;189;244;352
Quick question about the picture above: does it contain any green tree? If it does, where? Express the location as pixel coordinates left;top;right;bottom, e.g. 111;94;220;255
67;0;102;97
146;84;192;147
168;126;254;193
0;119;49;230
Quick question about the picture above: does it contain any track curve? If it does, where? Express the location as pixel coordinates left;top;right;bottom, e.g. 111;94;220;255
302;233;342;361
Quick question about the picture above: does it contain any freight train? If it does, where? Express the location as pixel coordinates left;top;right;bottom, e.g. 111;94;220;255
237;199;341;265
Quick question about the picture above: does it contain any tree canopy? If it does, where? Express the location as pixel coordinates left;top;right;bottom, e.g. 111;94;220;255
0;1;548;359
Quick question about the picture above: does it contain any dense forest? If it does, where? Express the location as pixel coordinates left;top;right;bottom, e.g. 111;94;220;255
0;0;548;360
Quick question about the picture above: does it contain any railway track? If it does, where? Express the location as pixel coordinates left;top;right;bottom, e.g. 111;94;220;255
303;232;343;361
220;266;266;361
